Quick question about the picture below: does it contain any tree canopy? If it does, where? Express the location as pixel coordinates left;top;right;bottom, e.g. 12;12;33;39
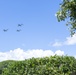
0;56;76;75
56;0;76;36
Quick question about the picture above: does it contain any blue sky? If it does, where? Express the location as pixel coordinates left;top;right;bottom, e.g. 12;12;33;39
0;0;76;61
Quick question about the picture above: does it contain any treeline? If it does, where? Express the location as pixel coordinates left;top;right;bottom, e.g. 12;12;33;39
0;55;76;75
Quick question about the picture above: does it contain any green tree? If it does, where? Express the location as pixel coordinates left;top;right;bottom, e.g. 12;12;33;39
1;56;76;75
56;0;76;36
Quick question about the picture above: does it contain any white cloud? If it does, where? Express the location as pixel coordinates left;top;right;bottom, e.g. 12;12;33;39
55;50;64;56
0;48;64;61
74;55;76;59
52;34;76;47
64;34;76;45
52;42;62;47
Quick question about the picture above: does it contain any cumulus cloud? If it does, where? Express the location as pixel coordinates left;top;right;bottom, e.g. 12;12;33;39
52;34;76;47
0;48;64;61
75;55;76;59
64;34;76;45
55;50;64;56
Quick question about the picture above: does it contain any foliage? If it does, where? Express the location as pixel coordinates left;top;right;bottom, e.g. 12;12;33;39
0;56;76;75
56;0;76;36
0;60;15;75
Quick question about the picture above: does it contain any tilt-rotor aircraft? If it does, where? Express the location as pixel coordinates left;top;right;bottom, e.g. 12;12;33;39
18;24;23;27
16;29;21;32
3;29;8;32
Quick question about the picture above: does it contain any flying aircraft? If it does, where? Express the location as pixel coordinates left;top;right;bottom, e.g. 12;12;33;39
3;29;8;32
16;29;21;32
18;24;23;27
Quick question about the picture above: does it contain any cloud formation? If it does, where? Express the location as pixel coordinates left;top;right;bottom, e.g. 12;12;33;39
52;34;76;47
0;48;64;61
52;42;62;47
64;34;76;45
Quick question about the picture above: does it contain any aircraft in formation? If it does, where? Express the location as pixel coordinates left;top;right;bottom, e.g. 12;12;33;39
2;24;23;32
